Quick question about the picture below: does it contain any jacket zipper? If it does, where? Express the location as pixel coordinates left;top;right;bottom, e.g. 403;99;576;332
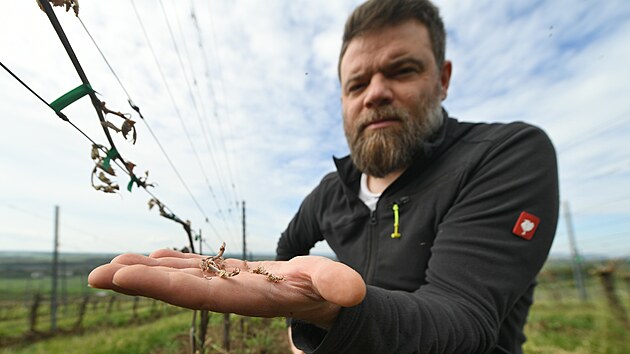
370;209;378;224
364;209;378;283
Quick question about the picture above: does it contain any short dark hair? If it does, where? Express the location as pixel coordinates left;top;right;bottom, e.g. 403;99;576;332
338;0;446;79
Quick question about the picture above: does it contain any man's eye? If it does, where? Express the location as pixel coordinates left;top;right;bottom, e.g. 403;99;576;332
396;67;417;75
348;83;365;93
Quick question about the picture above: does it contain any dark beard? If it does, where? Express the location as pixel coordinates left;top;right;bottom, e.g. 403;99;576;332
345;103;443;178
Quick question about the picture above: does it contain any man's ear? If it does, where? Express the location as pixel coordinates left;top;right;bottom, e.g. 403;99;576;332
440;60;452;101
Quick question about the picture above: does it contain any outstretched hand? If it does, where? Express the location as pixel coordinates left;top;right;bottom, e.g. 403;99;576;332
88;249;366;329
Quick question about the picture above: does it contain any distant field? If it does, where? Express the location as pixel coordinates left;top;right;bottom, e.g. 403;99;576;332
524;278;630;353
0;252;628;353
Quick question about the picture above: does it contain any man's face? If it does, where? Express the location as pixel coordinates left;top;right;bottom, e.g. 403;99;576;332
340;20;451;178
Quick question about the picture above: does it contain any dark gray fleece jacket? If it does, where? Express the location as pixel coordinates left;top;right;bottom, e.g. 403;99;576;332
276;113;559;354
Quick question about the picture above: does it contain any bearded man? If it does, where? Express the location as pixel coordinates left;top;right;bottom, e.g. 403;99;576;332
275;0;558;352
89;0;559;353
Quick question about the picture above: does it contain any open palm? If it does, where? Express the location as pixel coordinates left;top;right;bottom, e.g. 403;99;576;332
88;249;366;329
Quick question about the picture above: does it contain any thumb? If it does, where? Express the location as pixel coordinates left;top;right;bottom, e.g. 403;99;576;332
311;259;366;307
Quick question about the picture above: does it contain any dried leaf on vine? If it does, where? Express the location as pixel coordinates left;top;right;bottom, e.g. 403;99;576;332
100;101;131;120
136;170;155;188
150;198;171;218
91;166;119;194
96;161;116;176
37;0;79;16
91;144;100;160
101;120;121;133
90;144;108;161
90;144;116;175
100;101;137;144
97;171;113;185
148;198;166;213
126;162;136;174
121;119;137;144
94;184;119;194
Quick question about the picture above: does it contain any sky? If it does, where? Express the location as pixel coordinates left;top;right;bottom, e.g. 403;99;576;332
0;0;629;259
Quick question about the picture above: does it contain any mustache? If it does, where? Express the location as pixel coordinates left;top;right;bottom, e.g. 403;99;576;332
357;107;405;132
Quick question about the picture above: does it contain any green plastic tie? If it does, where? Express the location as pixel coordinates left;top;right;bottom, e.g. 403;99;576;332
102;147;118;171
127;175;140;192
50;84;94;113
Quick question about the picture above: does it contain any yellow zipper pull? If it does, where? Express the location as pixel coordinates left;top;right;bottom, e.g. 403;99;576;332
391;203;401;238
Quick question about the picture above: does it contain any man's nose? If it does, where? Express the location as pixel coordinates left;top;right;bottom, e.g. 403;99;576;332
363;74;393;109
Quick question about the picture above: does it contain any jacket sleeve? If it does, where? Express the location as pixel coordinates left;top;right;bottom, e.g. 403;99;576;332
291;124;559;353
275;178;328;261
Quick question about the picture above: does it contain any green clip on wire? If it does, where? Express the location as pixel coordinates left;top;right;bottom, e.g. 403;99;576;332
50;84;94;113
391;203;401;238
127;174;140;192
102;147;118;171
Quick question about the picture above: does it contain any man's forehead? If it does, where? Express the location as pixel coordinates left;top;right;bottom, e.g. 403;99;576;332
340;21;433;80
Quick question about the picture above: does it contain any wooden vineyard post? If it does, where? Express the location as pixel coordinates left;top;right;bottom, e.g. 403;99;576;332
51;205;60;333
132;296;140;319
150;299;158;316
623;274;630;297
28;293;42;333
595;263;629;330
107;295;116;314
223;313;231;351
74;295;90;329
199;310;210;354
197;228;210;354
189;310;197;354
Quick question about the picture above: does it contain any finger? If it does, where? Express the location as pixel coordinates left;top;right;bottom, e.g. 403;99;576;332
88;263;141;296
90;262;208;288
134;264;207;278
149;248;207;259
112;265;291;316
111;253;156;265
112;253;203;269
112;264;240;312
310;259;366;307
113;265;210;309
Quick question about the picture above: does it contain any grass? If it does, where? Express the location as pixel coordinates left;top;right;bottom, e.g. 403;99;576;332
0;293;180;343
0;311;191;354
523;270;630;354
0;311;290;354
203;316;289;354
524;305;629;353
0;289;290;354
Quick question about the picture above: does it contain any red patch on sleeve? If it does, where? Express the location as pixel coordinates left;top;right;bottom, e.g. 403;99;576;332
512;211;540;240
